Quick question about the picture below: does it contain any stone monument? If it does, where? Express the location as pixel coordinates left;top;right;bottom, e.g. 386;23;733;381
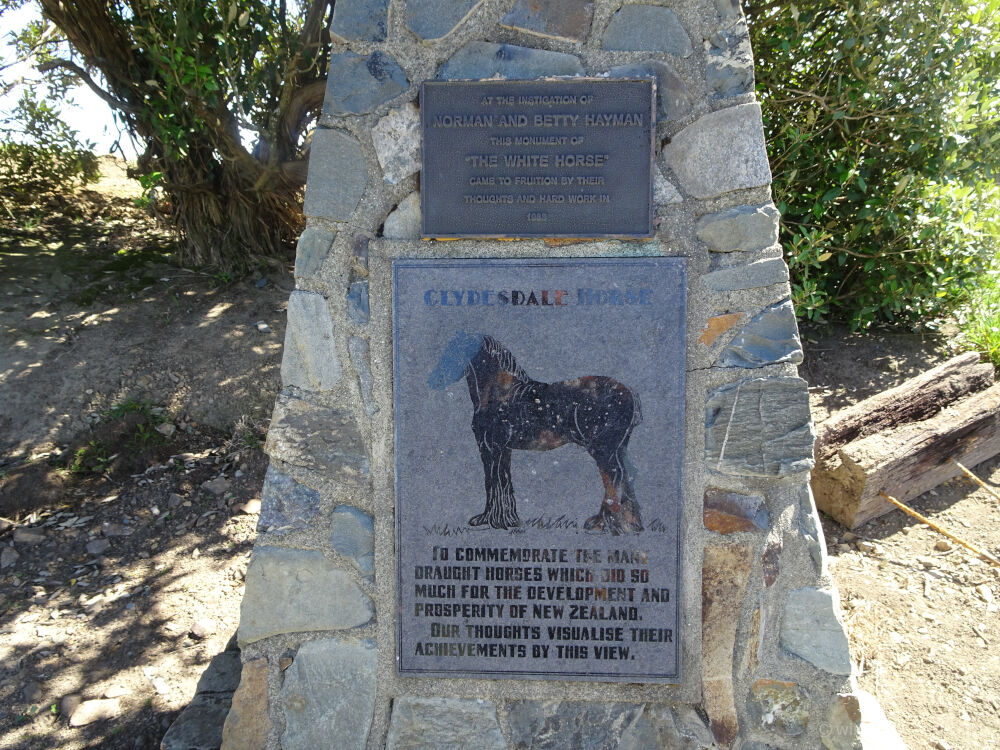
222;1;906;748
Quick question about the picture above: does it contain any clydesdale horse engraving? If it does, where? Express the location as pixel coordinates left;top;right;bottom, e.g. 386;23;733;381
428;331;643;533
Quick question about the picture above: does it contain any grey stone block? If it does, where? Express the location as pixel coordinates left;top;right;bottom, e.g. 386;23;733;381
708;56;754;98
265;394;370;485
705;376;814;477
701;257;789;292
662;103;772;199
372;103;421;184
696;203;780;253
294;226;335;279
653;167;683;204
331;504;374;576
507;701;707;750
406;0;485;40
500;0;595;43
609;60;693;121
601;5;692;57
386;697;506;750
780;587;853;676
383;191;422;238
322;52;408;116
799;485;828;574
348;336;379;417
347;280;370;325
280;291;341;391
160;693;233;750
257;465;321;534
718;299;803;368
303;129;368;221
238;547;374;645
714;0;743;19
281;638;377;750
438;41;584;80
330;0;389;42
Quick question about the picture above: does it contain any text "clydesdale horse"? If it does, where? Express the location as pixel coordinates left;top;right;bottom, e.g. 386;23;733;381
428;331;643;534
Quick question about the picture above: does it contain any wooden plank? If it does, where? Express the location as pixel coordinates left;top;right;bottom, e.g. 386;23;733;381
814;352;993;462
812;383;1000;528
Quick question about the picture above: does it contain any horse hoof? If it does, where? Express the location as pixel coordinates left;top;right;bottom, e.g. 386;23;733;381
584;515;604;531
468;514;489;526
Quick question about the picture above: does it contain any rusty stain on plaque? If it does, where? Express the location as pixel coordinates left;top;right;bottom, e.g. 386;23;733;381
420;79;655;239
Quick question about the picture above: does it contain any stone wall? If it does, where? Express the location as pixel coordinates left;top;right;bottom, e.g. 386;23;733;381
222;1;902;748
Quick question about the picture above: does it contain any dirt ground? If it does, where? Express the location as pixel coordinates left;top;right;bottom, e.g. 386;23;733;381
0;160;997;749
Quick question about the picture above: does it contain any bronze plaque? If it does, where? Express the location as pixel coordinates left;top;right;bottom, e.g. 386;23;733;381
393;257;685;682
420;79;655;238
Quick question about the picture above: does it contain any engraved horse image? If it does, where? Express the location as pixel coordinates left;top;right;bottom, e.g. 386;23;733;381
428;331;643;533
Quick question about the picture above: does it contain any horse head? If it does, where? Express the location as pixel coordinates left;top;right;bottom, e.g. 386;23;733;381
428;331;484;390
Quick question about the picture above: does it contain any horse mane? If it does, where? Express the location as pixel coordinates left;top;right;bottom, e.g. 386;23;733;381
479;335;529;382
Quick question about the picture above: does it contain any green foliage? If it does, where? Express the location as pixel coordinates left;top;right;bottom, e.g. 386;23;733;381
0;91;99;204
956;265;1000;368
748;0;1000;328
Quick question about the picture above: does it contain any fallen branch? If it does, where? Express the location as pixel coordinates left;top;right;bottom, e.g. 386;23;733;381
878;491;1000;568
950;458;1000;504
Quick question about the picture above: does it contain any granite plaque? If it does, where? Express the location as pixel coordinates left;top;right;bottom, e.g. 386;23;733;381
421;79;655;238
393;257;685;682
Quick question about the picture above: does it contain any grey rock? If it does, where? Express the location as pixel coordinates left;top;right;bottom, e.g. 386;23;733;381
265;394;370;484
702;489;769;533
191;618;217;639
281;638;377;750
303;129;368;221
69;698;120;727
193;649;242;694
406;0;485;40
349;336;380;417
705;376;814;477
507;701;701;750
602;5;692;57
696;203;780;253
60;694;82;719
322;52;407;116
701;257;789;292
500;0;594;43
372;103;421;184
708;56;754;98
386;697;505;750
347;280;371;325
438;41;584;80
331;504;374;576
294;226;336;279
653;167;683;205
1;546;19;568
330;0;389;42
799;486;829;574
718;299;803;368
85;538;110;556
280;291;341;391
160;693;231;748
714;0;743;19
201;476;231;497
780;587;853;676
383;191;422;238
238;547;374;645
258;465;321;534
13;527;45;545
609;60;693;121
662;103;772;199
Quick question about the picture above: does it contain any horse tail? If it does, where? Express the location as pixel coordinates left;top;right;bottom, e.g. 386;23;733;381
629;388;643;429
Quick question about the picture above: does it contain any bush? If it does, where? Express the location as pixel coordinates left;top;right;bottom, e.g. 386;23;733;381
0;91;99;205
747;0;1000;328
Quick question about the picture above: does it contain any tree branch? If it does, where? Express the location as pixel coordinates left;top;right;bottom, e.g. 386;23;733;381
37;58;139;114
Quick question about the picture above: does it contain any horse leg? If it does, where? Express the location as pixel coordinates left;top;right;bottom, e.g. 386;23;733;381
470;447;520;529
583;443;642;534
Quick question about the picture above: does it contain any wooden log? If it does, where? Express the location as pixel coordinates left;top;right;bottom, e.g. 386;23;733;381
812;383;1000;528
814;352;994;462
